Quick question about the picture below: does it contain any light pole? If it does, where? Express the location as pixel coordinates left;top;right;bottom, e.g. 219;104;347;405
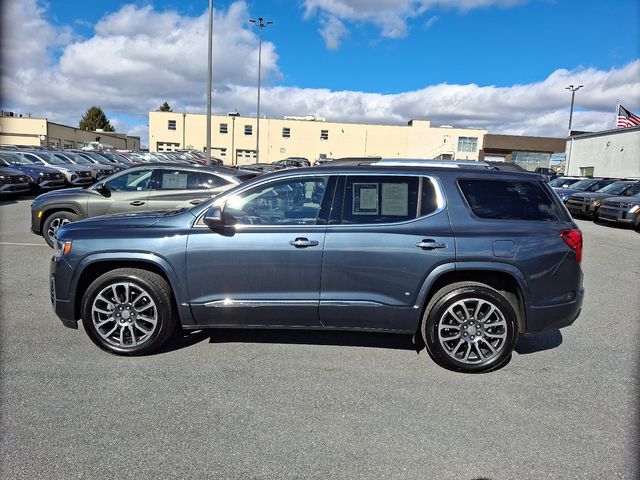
249;17;272;163
565;84;583;136
206;0;214;164
228;110;239;166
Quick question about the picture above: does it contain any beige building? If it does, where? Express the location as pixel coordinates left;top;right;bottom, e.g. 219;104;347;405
149;111;487;165
0;114;141;150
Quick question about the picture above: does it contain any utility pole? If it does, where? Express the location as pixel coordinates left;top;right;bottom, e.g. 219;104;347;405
206;0;214;164
249;17;272;163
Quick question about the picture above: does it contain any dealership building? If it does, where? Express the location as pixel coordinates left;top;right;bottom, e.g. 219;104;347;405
0;114;141;151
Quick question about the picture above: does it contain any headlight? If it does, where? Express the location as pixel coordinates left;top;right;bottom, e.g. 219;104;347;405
38;172;45;176
53;239;72;259
630;205;640;214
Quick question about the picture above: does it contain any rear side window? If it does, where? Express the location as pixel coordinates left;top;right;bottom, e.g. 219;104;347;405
341;176;438;224
459;179;563;221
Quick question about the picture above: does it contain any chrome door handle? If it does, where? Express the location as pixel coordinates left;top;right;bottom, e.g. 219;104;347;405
289;237;320;248
416;240;447;250
130;201;145;206
189;199;203;205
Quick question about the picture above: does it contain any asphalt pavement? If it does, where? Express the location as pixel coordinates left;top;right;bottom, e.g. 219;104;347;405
0;195;638;480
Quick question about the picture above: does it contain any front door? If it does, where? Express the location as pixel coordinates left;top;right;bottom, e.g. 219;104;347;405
186;175;334;327
86;168;153;217
320;174;455;332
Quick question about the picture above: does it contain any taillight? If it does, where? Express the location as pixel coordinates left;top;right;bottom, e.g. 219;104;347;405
560;229;582;262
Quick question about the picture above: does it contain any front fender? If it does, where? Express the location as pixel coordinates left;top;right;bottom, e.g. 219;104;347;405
70;252;195;326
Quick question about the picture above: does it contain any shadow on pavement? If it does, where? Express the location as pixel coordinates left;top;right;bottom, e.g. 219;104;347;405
157;327;417;355
514;329;563;354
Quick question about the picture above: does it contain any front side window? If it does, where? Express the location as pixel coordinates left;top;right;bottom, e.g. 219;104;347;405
457;136;478;152
341;175;433;224
105;170;153;192
168;120;177;130
459;179;564;221
224;177;329;226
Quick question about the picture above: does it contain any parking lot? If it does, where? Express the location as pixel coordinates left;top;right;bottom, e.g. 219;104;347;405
0;195;638;479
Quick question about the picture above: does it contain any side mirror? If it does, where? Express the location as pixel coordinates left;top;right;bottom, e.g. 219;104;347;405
95;182;110;196
203;205;236;228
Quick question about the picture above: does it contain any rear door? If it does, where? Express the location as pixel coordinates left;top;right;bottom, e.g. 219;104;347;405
319;174;455;332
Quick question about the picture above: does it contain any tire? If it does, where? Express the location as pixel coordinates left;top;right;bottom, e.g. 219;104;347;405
42;211;79;247
81;268;177;355
421;282;518;373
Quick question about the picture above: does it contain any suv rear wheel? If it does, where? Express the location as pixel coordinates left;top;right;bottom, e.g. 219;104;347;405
422;282;518;373
81;268;177;355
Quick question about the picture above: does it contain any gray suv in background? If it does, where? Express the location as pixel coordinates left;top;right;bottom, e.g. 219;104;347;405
50;164;584;373
32;164;257;246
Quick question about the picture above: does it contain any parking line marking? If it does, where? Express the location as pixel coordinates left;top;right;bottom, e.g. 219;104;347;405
0;242;48;247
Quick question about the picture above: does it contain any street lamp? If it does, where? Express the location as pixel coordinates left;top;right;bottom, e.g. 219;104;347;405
566;84;583;135
228;110;240;166
249;17;272;163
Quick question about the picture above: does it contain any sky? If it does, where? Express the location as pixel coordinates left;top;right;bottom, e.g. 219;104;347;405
1;0;639;147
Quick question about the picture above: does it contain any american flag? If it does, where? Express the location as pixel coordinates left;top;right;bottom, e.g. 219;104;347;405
616;104;640;128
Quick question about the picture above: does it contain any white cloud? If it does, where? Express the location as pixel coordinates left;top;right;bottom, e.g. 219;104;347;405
304;0;525;48
319;17;349;50
1;1;637;146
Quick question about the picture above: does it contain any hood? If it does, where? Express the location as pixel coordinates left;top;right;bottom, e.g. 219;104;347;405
0;166;28;177
554;187;581;196
569;192;613;201
51;164;93;173
6;164;61;176
34;187;87;204
602;195;640;207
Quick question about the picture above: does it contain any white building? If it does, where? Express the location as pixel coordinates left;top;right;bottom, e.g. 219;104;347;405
565;126;640;178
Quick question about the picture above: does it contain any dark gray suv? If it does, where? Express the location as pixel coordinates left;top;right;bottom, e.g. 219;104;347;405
50;164;584;373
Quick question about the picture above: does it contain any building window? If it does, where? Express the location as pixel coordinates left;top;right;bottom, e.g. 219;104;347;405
213;147;227;158
457;136;477;152
320;130;329;141
168;120;177;131
282;127;291;138
244;125;252;135
220;123;228;134
512;151;552;172
157;142;180;152
579;166;594;177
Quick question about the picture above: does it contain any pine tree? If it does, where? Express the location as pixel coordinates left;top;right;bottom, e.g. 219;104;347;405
79;106;115;132
158;102;172;112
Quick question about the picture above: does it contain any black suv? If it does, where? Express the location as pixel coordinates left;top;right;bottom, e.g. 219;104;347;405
50;164;584;373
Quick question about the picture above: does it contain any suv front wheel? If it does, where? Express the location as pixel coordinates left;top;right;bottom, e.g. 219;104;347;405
422;282;518;373
81;268;177;355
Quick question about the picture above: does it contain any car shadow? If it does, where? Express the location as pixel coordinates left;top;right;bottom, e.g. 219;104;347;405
156;327;418;355
514;329;563;354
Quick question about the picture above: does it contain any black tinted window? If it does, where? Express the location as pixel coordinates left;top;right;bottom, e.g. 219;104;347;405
342;176;421;224
459;179;563;221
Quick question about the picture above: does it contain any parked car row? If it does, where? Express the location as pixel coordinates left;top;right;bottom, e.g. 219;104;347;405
550;176;640;229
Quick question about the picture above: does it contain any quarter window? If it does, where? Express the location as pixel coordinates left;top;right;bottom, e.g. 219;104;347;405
458;179;564;221
457;136;477;152
224;177;329;226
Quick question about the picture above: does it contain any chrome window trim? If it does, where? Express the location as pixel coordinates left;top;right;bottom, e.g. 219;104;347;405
204;299;385;308
193;171;447;228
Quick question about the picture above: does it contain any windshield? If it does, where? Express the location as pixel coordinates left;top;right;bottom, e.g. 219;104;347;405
36;152;69;165
567;179;595;190
0;152;25;165
22;154;45;165
53;153;77;165
549;177;576;187
622;184;640;196
67;154;92;165
597;182;632;195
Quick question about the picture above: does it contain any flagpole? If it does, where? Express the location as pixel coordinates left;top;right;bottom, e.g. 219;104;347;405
613;99;619;128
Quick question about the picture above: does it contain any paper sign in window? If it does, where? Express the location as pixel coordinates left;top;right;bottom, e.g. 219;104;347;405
162;173;188;189
381;183;408;216
352;183;379;215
